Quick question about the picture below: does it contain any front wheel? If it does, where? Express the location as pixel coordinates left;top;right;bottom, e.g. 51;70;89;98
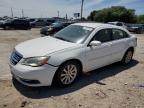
4;26;9;30
53;61;80;87
121;49;133;64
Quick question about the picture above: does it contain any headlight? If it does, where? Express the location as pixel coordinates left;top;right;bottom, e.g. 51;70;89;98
48;27;53;31
22;56;50;67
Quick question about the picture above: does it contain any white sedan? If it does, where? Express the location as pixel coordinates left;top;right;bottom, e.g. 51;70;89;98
9;23;137;87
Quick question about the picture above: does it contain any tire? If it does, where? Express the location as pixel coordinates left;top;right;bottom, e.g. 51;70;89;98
53;61;80;87
46;31;50;35
121;49;133;64
4;26;9;30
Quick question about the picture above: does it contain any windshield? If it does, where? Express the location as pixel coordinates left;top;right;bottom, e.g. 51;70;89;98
54;25;94;43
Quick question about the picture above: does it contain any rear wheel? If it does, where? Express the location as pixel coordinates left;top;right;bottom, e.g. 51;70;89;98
121;49;133;64
53;61;80;87
4;26;9;30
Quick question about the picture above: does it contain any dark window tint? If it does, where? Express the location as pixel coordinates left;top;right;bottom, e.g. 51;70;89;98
93;29;112;43
116;23;123;26
13;20;29;25
13;20;23;24
47;20;55;23
112;29;128;40
63;23;71;27
30;19;35;22
37;20;44;22
13;20;20;23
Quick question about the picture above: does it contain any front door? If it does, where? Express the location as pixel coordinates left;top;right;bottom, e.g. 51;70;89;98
85;29;113;72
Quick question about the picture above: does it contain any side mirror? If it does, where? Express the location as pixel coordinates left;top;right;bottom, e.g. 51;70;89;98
89;41;101;46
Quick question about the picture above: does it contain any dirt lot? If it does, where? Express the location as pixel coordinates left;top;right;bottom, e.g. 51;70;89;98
0;29;144;108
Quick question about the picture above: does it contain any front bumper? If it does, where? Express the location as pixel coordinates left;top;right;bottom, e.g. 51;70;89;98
9;63;58;87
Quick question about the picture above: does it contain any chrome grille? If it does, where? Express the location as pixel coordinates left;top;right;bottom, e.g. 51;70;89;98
10;50;23;65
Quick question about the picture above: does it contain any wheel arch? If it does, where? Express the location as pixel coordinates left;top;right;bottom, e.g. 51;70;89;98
123;47;134;59
58;58;83;73
127;47;134;53
52;58;83;85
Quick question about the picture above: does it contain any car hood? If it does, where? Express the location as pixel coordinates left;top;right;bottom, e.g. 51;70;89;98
15;36;80;58
41;26;54;30
42;25;60;29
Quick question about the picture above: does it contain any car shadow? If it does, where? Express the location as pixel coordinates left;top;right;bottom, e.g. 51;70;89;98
12;60;138;99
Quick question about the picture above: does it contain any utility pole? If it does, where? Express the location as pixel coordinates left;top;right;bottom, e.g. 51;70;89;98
66;13;68;20
11;8;13;18
81;0;84;21
57;11;59;18
22;9;24;18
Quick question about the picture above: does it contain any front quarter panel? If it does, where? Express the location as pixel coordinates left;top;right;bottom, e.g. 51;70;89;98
47;45;86;71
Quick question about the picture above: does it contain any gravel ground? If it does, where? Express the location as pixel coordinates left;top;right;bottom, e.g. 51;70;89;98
0;28;40;79
0;29;144;108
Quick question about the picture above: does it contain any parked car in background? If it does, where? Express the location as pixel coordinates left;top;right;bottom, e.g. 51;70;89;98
40;22;73;35
1;19;31;30
0;19;5;27
46;19;57;24
29;18;36;23
142;24;144;33
126;24;144;34
30;19;51;27
108;21;127;28
10;23;137;87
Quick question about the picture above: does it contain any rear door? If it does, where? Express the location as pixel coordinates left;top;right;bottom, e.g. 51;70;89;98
110;28;130;62
36;20;46;26
12;20;22;29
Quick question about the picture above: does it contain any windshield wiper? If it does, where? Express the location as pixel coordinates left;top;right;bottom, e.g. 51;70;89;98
55;37;71;42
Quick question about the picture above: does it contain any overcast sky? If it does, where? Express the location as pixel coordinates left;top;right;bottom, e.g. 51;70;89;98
0;0;144;18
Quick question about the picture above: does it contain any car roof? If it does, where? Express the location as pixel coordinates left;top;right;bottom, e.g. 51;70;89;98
108;21;123;24
72;22;125;30
12;19;28;21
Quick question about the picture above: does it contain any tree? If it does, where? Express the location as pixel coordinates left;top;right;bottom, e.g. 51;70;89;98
87;6;137;23
137;15;144;24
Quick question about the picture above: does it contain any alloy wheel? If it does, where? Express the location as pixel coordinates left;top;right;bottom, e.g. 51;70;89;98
60;64;78;85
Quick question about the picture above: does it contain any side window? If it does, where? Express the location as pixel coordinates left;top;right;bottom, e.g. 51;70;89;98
37;20;43;22
22;21;27;25
13;20;20;24
116;23;123;26
93;29;112;43
112;29;128;40
123;31;129;38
